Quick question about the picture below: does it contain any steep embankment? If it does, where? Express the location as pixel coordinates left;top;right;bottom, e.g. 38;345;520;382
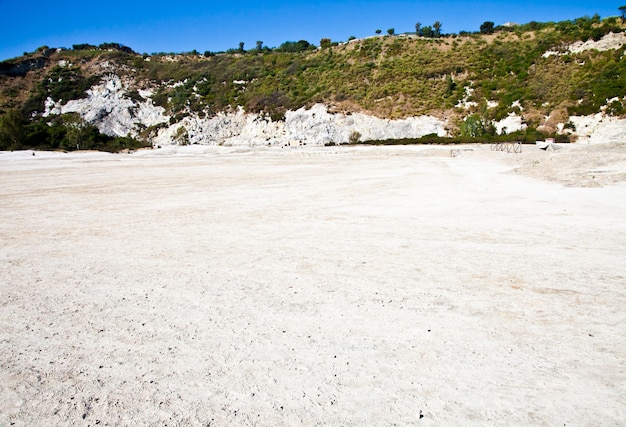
1;16;626;149
43;74;447;146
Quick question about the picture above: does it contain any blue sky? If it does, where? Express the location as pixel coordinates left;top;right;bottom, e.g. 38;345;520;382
0;1;620;60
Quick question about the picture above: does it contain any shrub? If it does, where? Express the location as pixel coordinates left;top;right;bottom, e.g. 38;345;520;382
460;114;496;138
174;126;189;145
349;130;361;143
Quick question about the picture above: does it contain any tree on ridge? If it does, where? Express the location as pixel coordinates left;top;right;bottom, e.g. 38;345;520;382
433;21;442;37
480;21;495;34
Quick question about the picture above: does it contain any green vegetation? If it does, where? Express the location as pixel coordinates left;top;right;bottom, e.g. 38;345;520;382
40;65;100;104
275;40;315;52
342;129;570;146
0;110;149;151
460;114;496;138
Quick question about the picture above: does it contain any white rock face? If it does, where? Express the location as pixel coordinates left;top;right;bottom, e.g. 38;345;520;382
543;31;626;57
570;113;626;144
283;104;447;145
494;113;527;135
45;74;170;138
152;103;448;147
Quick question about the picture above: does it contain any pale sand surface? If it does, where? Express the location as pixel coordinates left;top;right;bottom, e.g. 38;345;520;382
0;144;625;425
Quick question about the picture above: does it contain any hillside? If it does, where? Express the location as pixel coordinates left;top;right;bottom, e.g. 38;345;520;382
1;15;626;150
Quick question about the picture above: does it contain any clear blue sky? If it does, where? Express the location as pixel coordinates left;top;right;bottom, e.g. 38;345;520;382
0;1;620;60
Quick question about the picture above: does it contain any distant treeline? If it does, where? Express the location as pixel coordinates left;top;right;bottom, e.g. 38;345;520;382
71;43;135;53
14;11;622;59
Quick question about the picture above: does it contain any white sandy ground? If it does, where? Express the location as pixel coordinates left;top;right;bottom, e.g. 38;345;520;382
0;143;625;426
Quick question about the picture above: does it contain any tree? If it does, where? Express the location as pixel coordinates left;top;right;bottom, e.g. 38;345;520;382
460;114;496;138
0;109;26;150
387;28;395;36
375;29;382;34
62;113;91;150
421;25;434;38
320;38;332;49
256;41;263;52
238;42;245;53
480;21;495;34
619;5;626;23
297;40;312;51
415;22;421;35
433;21;442;37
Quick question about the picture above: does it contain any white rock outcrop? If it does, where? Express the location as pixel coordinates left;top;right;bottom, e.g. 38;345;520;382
569;113;626;144
152;103;448;147
494;113;527;135
44;74;170;138
543;31;626;57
